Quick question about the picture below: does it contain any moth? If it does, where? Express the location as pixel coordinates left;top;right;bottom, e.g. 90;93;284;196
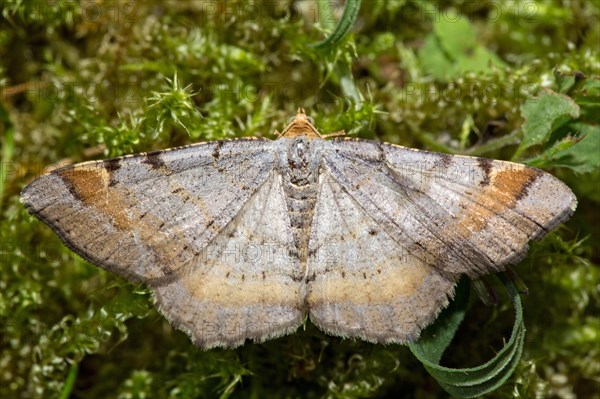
21;109;576;348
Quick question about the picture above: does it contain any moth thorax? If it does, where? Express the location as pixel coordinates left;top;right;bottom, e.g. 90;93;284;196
281;139;320;263
286;138;318;186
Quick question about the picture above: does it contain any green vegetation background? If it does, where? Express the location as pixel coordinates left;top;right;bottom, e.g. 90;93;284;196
1;0;598;398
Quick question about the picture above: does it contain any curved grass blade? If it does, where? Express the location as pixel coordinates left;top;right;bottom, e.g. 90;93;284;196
58;362;78;399
409;274;525;398
311;0;362;50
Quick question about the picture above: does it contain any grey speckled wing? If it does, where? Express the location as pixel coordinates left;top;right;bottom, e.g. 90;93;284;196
21;138;307;348
306;137;576;343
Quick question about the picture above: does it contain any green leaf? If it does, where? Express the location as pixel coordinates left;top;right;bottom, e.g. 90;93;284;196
454;45;506;76
409;277;470;364
528;123;600;173
554;69;586;94
574;77;600;124
418;8;506;81
434;9;477;56
311;0;362;50
520;73;599;172
338;61;363;104
409;275;525;398
515;89;580;158
418;34;454;80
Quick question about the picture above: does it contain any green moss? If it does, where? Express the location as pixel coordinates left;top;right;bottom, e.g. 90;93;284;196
1;1;598;398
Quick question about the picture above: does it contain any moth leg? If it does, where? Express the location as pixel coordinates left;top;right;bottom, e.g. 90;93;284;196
323;130;346;139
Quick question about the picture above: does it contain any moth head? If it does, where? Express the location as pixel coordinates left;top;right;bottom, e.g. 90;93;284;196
279;108;320;139
288;108;315;126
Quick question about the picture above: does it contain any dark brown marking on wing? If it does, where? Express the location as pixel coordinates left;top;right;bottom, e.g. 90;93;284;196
104;159;122;187
478;158;493;187
212;140;224;160
516;169;543;200
104;158;121;172
57;167;85;202
143;151;172;175
376;141;385;162
435;153;453;172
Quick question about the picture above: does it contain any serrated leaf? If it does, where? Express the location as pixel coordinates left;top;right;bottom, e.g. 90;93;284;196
515;89;580;157
537;123;600;173
409;275;524;398
526;135;579;169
